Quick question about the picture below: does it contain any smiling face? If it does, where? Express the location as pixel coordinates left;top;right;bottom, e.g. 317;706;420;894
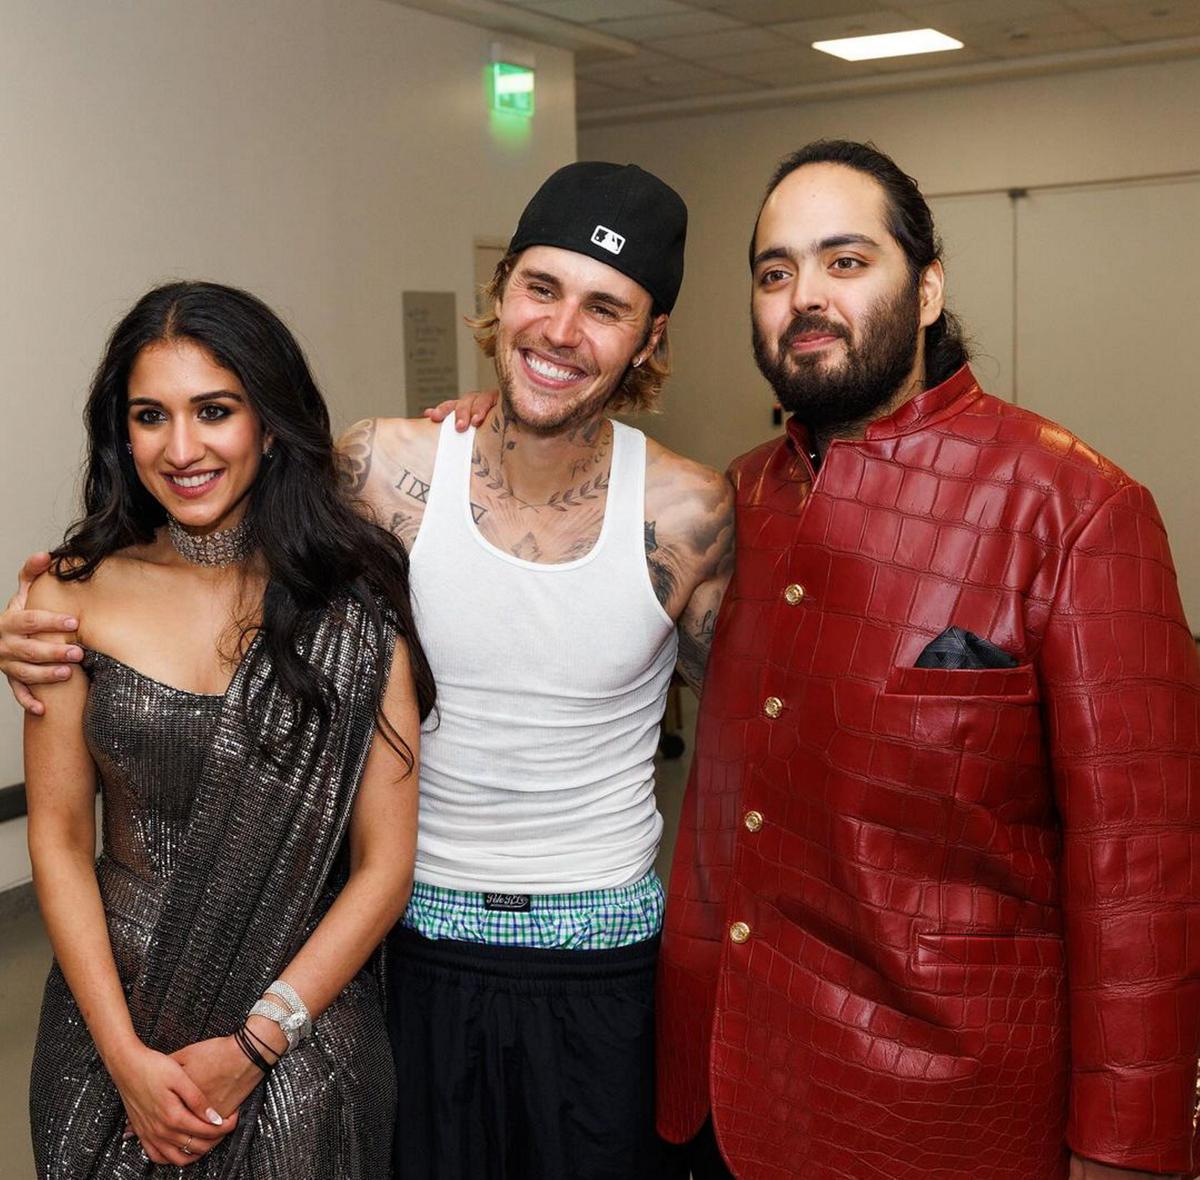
750;162;944;429
492;245;666;435
126;338;268;534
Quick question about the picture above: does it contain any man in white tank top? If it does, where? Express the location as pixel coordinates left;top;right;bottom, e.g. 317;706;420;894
0;165;735;1176
337;163;734;1179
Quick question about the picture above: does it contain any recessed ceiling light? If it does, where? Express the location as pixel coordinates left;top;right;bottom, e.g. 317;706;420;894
812;28;964;62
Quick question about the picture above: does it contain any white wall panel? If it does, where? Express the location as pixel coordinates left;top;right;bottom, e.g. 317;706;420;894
928;192;1015;402
1013;177;1200;625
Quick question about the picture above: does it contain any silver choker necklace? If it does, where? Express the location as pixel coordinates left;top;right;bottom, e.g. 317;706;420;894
166;516;254;567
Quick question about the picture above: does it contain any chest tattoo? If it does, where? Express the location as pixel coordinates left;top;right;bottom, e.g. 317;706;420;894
511;532;544;561
467;417;614;561
395;468;431;504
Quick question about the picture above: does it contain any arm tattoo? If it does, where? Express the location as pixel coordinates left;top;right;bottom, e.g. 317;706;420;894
676;608;716;694
336;418;376;495
389;511;419;550
648;556;676;609
667;470;734;694
644;518;682;609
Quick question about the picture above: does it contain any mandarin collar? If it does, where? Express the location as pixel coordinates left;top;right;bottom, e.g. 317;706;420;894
785;364;981;459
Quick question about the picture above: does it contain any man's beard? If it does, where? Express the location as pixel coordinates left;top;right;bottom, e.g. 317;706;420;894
752;280;921;432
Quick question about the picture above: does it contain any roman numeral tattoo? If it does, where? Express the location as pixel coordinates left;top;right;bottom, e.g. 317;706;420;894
395;469;431;504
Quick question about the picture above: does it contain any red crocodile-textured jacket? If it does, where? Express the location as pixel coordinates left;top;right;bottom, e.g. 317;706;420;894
657;366;1200;1179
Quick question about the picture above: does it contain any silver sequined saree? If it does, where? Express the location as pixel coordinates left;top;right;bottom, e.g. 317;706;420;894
30;597;398;1179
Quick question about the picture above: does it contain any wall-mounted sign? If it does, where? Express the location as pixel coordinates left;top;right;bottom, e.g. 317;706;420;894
402;291;459;415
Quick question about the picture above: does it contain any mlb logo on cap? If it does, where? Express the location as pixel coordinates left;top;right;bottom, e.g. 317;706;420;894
591;225;625;255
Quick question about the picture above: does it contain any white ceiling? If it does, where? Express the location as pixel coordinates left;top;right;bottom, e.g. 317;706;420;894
394;1;1200;122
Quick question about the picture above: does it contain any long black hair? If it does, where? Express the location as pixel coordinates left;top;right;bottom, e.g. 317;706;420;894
52;280;435;767
752;139;971;387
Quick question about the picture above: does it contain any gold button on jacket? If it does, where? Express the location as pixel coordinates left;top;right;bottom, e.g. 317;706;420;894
729;921;751;944
784;583;805;605
743;810;764;833
763;696;783;719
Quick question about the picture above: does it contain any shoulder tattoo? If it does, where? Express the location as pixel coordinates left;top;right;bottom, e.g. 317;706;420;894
336;419;377;495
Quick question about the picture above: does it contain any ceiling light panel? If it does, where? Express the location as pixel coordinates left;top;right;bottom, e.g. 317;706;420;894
813;28;964;60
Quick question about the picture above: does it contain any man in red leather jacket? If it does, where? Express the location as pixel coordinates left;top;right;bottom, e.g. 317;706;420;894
658;140;1200;1180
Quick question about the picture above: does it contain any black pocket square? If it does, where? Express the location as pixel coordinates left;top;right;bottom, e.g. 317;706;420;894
914;627;1019;670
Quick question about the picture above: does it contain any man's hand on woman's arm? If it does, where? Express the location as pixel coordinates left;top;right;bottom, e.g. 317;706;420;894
1;553;83;715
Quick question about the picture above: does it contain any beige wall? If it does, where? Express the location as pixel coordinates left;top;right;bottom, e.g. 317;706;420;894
0;0;576;888
581;56;1200;468
581;53;1200;635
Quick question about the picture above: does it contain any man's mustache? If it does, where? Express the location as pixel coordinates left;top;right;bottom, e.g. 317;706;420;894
779;315;850;352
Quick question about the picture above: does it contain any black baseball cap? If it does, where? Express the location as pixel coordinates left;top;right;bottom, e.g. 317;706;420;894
508;161;688;314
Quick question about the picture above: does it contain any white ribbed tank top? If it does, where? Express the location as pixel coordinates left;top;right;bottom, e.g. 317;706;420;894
408;415;677;893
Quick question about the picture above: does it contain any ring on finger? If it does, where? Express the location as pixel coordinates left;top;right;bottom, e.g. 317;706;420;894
182;1136;194;1156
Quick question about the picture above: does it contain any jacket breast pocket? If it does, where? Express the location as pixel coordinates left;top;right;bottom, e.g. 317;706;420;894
861;664;1044;805
883;663;1038;701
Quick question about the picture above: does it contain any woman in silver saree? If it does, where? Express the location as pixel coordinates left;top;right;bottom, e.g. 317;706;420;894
24;282;436;1177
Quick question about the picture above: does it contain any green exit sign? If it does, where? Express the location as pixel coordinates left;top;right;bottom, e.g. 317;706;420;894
492;62;535;117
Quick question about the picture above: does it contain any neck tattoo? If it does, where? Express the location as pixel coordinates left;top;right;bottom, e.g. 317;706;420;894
167;515;255;567
475;415;611;511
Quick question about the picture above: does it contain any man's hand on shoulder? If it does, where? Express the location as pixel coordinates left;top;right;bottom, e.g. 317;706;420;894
423;389;498;432
643;442;735;695
2;556;84;716
334;416;440;551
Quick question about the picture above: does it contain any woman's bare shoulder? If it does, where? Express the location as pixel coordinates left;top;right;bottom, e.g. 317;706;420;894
26;566;88;615
27;544;164;615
